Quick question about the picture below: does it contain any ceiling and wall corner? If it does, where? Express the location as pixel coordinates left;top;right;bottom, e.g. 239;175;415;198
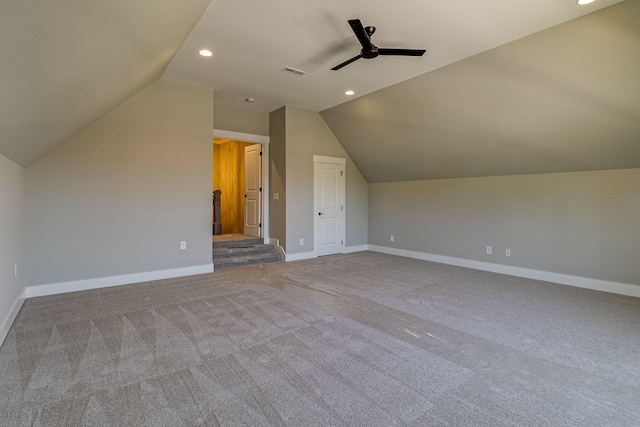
0;0;212;167
1;0;634;180
321;0;640;183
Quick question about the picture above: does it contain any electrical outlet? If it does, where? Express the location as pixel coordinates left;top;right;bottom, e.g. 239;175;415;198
180;241;187;250
273;192;279;200
390;235;395;242
486;246;492;255
299;238;304;246
505;249;511;257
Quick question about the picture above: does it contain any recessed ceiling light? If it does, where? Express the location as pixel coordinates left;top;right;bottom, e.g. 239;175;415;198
345;90;355;96
577;0;596;5
245;98;255;103
198;49;213;57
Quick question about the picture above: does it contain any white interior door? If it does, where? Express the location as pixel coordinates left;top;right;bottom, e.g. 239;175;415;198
244;144;262;237
314;158;345;256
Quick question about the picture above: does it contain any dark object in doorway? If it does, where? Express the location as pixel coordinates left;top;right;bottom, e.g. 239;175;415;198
213;190;222;235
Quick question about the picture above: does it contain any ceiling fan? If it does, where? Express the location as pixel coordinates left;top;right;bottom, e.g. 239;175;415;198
331;19;426;71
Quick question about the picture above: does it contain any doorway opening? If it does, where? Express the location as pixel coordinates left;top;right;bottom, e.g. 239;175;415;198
211;129;270;243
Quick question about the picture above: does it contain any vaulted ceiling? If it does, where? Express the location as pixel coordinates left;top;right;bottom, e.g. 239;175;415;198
0;0;212;167
2;0;638;181
163;0;624;113
321;0;640;182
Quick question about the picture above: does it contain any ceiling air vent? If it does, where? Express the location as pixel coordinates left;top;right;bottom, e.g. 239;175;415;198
282;66;307;76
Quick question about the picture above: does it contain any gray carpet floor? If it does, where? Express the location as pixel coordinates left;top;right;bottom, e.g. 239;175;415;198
1;251;639;426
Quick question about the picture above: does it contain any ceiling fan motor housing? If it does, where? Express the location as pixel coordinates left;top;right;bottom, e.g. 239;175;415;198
362;46;379;59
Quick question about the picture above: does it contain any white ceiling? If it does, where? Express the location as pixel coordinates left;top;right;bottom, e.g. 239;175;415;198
163;0;624;113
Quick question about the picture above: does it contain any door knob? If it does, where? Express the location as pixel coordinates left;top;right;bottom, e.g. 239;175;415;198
318;212;323;215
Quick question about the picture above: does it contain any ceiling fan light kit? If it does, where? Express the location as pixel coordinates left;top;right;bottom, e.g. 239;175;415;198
331;19;426;70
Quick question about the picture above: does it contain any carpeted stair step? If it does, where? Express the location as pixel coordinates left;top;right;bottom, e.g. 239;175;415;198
213;243;275;259
212;238;282;269
212;237;264;249
213;251;281;269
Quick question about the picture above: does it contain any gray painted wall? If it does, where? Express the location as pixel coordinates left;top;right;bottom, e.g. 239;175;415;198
0;154;25;330
369;168;640;286
214;103;269;136
26;80;214;286
269;107;287;249
284;106;368;254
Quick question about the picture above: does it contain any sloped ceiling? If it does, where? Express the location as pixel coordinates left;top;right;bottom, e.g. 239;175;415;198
0;0;211;167
321;0;640;182
163;0;623;113
2;0;637;181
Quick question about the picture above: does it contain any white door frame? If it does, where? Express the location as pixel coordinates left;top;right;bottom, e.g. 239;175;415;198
213;129;270;240
313;155;346;256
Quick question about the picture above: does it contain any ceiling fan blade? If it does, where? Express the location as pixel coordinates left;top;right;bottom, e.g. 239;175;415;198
348;19;372;51
378;48;426;56
331;54;363;70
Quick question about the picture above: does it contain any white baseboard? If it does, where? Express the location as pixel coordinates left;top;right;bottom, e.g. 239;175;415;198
268;238;287;262
344;245;368;254
26;263;214;298
284;245;367;262
267;238;280;247
0;287;26;348
285;251;317;262
368;245;640;298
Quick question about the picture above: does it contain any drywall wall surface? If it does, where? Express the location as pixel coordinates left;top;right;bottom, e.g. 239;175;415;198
345;156;369;247
285;106;368;254
269;107;287;250
214;103;269;136
368;168;640;286
0;154;25;333
26;80;214;286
